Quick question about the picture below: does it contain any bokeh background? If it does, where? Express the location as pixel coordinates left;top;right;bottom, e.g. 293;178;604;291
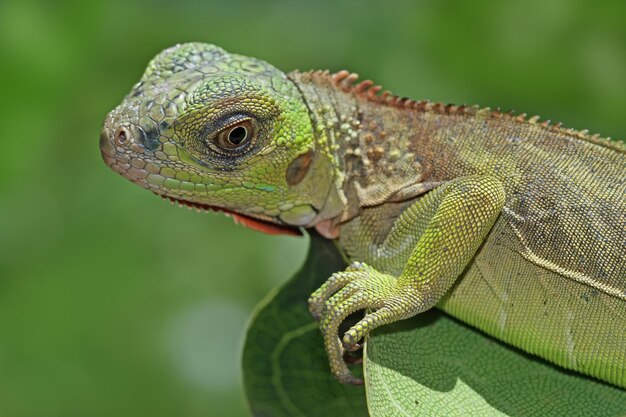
0;0;624;416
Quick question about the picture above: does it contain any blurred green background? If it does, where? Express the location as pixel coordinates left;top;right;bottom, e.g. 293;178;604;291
0;0;624;416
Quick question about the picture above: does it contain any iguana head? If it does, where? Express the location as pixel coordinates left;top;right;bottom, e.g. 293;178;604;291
100;43;338;235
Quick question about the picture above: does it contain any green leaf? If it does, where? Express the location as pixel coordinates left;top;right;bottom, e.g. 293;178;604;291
366;314;626;416
242;232;368;417
244;232;626;417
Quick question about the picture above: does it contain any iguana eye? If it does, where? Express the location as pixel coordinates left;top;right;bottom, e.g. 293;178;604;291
216;120;254;151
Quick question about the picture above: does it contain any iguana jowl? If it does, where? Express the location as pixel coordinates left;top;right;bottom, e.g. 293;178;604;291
100;43;626;387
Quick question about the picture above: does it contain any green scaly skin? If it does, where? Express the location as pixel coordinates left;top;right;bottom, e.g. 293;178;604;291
101;43;626;388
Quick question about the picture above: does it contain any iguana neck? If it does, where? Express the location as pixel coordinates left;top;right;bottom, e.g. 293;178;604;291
289;70;441;234
288;71;357;220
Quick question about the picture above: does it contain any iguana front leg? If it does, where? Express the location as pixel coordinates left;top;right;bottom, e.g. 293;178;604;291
308;175;506;384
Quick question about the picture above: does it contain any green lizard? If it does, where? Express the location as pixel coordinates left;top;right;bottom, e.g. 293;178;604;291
100;43;626;388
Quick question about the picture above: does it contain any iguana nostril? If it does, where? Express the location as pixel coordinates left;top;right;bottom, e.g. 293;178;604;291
114;126;130;146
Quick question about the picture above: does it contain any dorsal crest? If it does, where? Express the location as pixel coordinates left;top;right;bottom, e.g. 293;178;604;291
295;69;624;151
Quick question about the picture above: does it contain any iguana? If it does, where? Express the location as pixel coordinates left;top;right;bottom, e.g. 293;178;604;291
100;43;626;388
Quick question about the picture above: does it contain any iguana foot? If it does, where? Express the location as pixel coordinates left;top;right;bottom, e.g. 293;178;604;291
308;262;415;384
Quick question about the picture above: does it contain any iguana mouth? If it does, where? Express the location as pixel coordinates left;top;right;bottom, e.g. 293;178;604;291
156;193;302;236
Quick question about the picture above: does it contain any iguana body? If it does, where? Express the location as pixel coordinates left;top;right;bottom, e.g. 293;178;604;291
101;43;626;388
